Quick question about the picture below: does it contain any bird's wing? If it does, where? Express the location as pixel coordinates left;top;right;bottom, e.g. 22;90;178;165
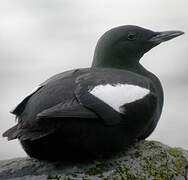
11;86;43;115
11;69;81;116
75;88;122;126
74;73;123;126
74;70;158;126
2;124;55;141
37;98;98;119
4;98;98;141
39;69;81;86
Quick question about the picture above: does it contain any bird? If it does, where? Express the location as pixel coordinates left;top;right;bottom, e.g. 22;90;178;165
3;25;184;161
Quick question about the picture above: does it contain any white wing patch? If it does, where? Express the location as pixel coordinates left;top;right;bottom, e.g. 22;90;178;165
89;84;150;113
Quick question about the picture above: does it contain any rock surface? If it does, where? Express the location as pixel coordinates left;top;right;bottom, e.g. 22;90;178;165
0;140;188;180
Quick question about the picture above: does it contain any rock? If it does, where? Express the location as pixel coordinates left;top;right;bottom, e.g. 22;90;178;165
0;140;188;180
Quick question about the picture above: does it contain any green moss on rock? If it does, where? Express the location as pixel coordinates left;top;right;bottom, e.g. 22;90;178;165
167;147;187;175
112;164;138;180
85;160;111;176
1;141;188;180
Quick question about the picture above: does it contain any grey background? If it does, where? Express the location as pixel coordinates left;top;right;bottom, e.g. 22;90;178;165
0;0;187;160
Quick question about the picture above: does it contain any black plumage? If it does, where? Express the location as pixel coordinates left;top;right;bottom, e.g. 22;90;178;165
3;25;184;160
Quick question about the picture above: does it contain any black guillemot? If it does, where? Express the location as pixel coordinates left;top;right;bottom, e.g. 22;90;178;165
3;25;184;160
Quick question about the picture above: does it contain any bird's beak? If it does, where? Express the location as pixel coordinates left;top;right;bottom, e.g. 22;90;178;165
149;30;184;44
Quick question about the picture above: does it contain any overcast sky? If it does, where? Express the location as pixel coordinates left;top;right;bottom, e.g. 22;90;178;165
0;0;188;160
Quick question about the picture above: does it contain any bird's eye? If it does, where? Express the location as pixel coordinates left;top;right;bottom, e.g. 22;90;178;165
127;32;137;41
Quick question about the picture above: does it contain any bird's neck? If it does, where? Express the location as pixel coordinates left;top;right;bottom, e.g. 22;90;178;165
92;57;140;70
92;54;142;74
125;63;151;76
92;46;142;69
92;59;156;83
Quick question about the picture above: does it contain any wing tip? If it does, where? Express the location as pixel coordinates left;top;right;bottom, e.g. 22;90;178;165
10;109;17;115
2;125;18;140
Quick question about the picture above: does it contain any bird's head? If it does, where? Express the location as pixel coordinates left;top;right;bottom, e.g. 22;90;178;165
92;25;184;69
